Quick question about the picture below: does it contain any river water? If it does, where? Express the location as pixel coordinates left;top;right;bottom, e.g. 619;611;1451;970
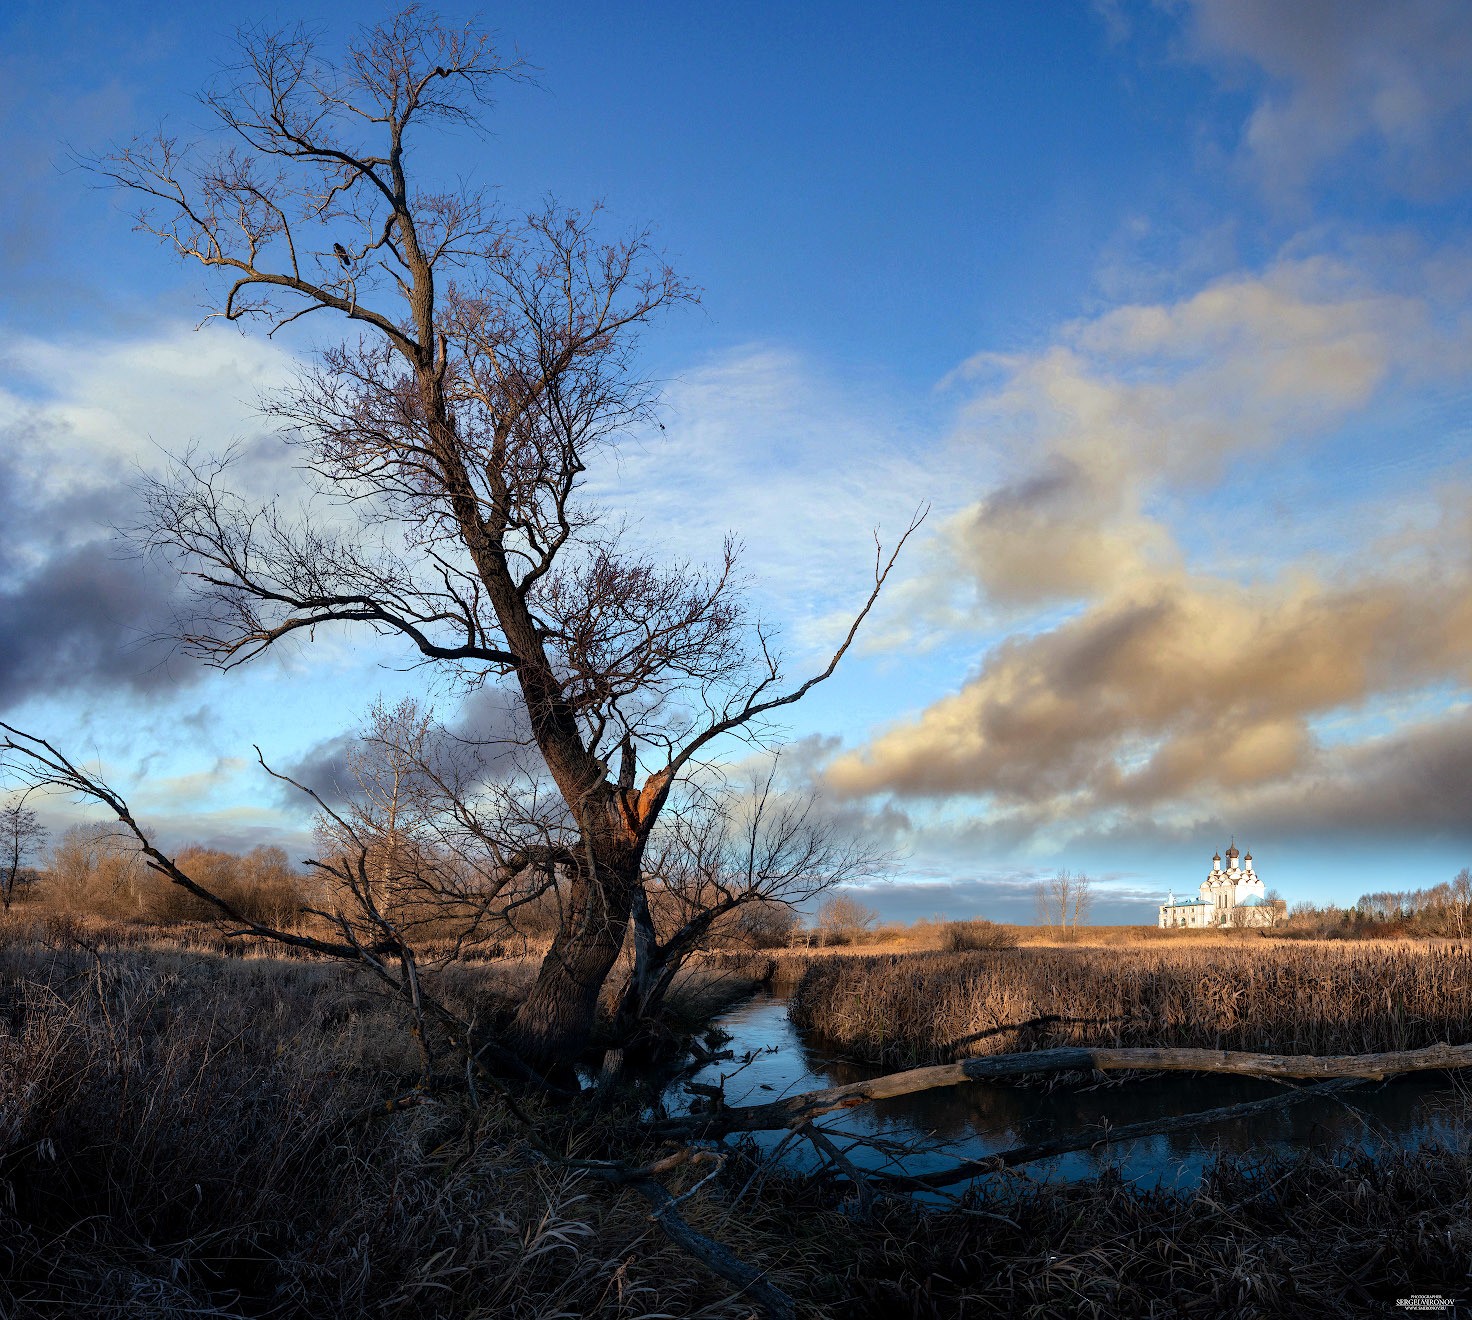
680;992;1472;1196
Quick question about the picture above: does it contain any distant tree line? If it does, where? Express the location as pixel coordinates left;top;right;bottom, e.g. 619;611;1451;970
1;810;846;957
1278;869;1472;939
30;825;305;928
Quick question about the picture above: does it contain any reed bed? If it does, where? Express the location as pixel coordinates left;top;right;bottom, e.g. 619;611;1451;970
789;943;1472;1068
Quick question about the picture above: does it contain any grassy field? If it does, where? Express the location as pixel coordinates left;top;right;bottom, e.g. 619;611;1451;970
787;918;1309;954
0;920;776;1318
788;941;1472;1068
3;918;1468;1315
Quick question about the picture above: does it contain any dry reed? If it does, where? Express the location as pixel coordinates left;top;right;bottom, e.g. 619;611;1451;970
1;925;1464;1315
762;1138;1472;1316
789;943;1472;1068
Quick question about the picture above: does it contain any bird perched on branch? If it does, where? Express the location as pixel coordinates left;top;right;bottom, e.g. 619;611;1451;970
333;242;351;268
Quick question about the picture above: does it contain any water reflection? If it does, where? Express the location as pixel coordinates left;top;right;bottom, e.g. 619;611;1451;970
682;992;1472;1194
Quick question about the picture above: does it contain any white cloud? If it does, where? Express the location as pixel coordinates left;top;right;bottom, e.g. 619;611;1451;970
0;323;299;500
592;345;965;663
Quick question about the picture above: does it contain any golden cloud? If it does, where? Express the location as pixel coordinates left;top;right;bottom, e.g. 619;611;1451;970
827;566;1472;811
832;245;1472;849
939;257;1449;610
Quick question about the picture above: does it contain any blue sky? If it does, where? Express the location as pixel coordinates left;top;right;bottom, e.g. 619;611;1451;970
3;1;1471;922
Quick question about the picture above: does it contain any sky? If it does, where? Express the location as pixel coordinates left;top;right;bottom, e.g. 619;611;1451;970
2;0;1471;923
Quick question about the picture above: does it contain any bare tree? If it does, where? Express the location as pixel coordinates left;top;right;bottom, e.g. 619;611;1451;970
1259;887;1288;929
1451;868;1472;941
291;700;886;1058
814;892;880;946
616;765;888;1040
45;822;146;913
1;10;921;1073
1034;869;1092;938
303;697;533;960
0;794;46;912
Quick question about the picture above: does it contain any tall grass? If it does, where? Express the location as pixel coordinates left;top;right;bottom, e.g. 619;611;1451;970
789;943;1472;1068
1;926;1467;1316
761;1138;1472;1316
0;937;766;1318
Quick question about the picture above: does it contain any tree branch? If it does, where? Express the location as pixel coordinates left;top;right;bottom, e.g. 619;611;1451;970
864;1078;1367;1192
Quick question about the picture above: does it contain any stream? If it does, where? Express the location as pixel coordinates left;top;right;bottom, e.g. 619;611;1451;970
680;991;1472;1197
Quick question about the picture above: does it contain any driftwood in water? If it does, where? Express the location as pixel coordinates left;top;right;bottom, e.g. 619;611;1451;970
864;1076;1367;1192
662;1040;1472;1136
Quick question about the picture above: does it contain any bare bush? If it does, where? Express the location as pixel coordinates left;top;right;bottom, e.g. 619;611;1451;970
730;899;800;949
37;825;305;928
940;919;1017;952
46;823;148;916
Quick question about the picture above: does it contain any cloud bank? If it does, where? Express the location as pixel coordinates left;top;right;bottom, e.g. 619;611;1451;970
0;324;323;712
828;244;1472;850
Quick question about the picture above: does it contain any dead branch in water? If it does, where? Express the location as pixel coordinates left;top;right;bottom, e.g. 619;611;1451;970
661;1040;1472;1137
863;1077;1367;1192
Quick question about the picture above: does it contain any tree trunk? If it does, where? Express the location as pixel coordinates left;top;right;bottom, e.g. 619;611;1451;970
509;834;642;1071
613;898;726;1045
616;887;660;1028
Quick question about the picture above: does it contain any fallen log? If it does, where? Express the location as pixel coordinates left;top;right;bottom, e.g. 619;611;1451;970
630;1176;797;1320
660;1040;1472;1136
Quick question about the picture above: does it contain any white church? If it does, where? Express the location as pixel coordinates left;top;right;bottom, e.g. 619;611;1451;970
1158;842;1279;928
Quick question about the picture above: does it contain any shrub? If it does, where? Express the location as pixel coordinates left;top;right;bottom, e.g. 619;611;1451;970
814;893;879;946
731;899;800;949
940;919;1017;952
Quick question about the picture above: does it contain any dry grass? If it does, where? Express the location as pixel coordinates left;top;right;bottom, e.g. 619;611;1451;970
0;916;1464;1316
789;942;1472;1069
763;1138;1472;1316
0;934;773;1319
776;922;1279;961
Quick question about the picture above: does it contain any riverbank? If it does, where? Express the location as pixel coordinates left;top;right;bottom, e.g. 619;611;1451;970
3;931;1465;1315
